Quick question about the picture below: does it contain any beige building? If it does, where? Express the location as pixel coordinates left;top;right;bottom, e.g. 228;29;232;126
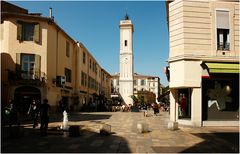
166;0;239;128
1;1;111;113
111;73;161;104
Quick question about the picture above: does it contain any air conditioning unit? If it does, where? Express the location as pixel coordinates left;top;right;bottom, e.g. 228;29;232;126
56;76;66;87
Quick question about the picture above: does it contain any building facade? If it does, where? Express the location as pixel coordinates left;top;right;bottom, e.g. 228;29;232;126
1;1;111;113
111;73;161;104
167;0;239;127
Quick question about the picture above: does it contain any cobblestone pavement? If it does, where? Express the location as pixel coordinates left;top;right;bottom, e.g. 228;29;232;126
1;111;239;153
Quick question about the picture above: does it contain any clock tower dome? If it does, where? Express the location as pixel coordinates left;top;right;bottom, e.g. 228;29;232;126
119;14;134;106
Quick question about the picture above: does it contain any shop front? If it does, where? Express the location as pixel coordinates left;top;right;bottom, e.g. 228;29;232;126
201;62;239;126
168;61;239;128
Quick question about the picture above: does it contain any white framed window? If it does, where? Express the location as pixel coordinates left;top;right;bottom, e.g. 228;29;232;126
216;10;230;51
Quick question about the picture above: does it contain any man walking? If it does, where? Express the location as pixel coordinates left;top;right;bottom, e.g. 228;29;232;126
40;99;50;136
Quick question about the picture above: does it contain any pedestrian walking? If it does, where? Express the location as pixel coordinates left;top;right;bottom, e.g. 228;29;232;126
40;99;50;136
28;99;39;128
9;99;20;127
153;102;159;115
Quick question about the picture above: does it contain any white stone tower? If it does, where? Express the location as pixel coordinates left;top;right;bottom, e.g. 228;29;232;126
119;14;134;106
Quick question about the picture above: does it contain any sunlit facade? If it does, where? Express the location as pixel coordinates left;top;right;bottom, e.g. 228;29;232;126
167;0;239;127
1;1;111;112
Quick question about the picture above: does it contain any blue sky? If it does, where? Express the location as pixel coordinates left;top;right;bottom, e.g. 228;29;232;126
10;1;169;86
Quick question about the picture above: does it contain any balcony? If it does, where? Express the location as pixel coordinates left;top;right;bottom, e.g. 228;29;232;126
8;69;47;86
217;42;230;51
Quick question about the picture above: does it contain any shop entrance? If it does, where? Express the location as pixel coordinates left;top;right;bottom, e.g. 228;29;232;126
14;86;41;114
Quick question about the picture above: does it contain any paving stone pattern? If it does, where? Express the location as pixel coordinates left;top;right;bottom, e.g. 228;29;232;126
1;111;239;153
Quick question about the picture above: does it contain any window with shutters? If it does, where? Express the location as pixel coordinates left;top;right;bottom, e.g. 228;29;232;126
66;41;70;57
64;68;71;82
134;80;137;85
83;52;86;64
17;21;40;43
90;59;92;69
216;10;230;51
17;53;41;80
81;71;84;86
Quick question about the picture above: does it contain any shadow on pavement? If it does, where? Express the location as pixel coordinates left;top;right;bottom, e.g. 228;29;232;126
1;125;131;153
182;132;239;153
50;113;112;123
152;132;239;153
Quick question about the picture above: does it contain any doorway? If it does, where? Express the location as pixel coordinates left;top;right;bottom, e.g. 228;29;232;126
14;86;41;114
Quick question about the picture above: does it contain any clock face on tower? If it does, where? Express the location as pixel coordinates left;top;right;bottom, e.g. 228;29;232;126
124;57;129;63
121;56;129;64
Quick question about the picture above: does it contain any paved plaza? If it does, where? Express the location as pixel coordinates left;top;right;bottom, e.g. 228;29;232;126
1;111;239;153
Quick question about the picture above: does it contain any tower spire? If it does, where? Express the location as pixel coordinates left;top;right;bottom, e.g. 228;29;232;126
125;13;130;20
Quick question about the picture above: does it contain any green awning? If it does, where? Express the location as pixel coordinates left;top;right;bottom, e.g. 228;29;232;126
205;63;239;73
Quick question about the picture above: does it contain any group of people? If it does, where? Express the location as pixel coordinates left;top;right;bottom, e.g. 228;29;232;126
5;98;50;136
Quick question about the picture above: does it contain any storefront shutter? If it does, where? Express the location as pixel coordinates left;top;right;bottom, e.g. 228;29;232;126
34;23;40;43
16;53;21;77
216;10;229;29
35;54;41;79
17;22;22;41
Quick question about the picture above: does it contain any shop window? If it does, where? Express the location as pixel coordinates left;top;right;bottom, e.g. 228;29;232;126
202;77;239;121
216;10;230;51
178;88;191;119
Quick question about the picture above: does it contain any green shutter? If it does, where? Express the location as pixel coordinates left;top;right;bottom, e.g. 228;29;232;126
16;53;21;78
35;54;41;79
17;22;22;41
34;23;40;43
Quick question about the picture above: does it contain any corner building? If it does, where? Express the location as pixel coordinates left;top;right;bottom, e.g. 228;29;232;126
167;0;239;127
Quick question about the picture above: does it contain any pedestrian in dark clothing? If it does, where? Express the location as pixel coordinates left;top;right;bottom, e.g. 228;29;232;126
28;99;39;128
40;99;50;136
153;102;159;115
9;99;20;127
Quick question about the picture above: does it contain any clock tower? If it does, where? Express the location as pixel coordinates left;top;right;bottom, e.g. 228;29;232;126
119;14;134;106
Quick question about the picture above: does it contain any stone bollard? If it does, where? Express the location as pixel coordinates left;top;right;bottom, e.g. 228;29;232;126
167;121;178;130
137;122;149;133
100;123;111;135
143;110;148;117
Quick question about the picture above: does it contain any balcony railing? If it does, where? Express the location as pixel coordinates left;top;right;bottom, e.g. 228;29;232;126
217;42;230;51
8;69;47;84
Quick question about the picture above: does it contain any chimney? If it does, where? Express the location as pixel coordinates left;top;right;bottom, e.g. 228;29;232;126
49;7;53;20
